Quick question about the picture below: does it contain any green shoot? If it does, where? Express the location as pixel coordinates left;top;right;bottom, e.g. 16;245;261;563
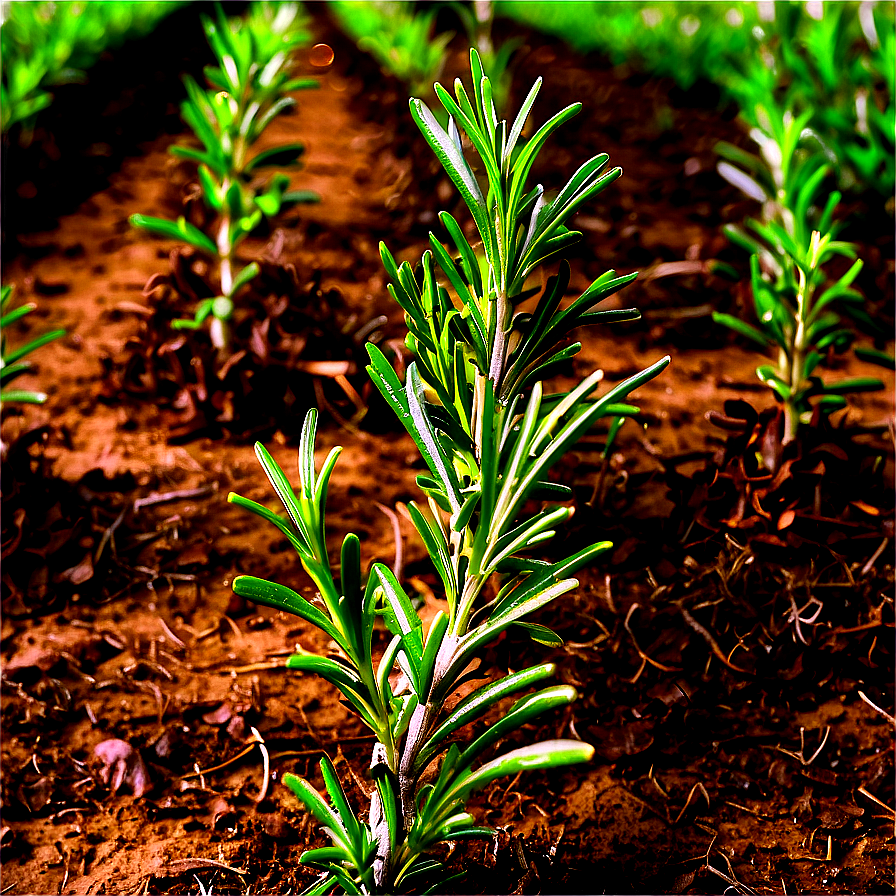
130;1;317;350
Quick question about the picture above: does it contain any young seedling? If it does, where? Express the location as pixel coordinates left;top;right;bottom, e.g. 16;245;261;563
716;104;884;444
230;50;669;893
130;1;317;350
0;284;65;406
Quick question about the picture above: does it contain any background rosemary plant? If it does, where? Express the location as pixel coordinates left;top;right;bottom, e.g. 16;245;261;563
230;50;668;893
715;103;886;444
130;1;317;350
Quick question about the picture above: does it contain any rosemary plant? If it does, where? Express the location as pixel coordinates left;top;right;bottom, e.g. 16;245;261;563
230;50;669;893
0;285;65;406
715;105;884;443
130;1;317;350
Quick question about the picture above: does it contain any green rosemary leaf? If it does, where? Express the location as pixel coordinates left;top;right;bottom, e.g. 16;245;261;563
508;102;582;215
286;655;379;730
453;739;594;800
513;621;564;646
232;576;345;645
416;662;557;772
438;212;484;299
2;328;66;367
456;685;579;770
712;312;770;348
0;389;47;404
418;611;450;697
406;502;456;605
504;76;541;169
320;755;362;847
855;347;895;369
226;492;308;556
253;442;314;547
230;261;260;295
373;563;424;695
756;364;792;399
406;364;463;514
283;772;351;850
409;96;489;243
818;376;883;395
375;775;400;851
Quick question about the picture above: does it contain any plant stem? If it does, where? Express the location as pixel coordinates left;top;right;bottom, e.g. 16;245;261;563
783;265;807;443
488;289;509;387
212;182;234;353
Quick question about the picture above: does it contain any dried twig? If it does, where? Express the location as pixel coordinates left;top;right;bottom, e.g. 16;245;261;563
673;782;710;824
133;484;217;512
624;604;682;677
183;728;267;778
157;616;187;650
679;605;753;674
251;726;270;802
861;537;889;577
858;690;896;727
776;726;831;766
857;786;896;817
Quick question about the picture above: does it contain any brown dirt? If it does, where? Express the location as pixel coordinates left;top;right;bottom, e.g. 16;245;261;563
2;9;894;895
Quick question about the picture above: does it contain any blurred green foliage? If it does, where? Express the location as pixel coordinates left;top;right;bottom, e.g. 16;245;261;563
726;2;895;196
498;0;757;89
496;1;895;197
328;0;521;114
328;0;453;98
1;1;187;139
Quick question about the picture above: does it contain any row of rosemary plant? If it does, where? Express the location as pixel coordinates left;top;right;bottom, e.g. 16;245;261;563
229;50;668;894
130;1;317;351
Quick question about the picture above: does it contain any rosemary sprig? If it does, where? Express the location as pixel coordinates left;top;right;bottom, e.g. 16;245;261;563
231;49;669;894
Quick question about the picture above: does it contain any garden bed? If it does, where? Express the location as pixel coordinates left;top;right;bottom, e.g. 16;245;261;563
1;8;893;895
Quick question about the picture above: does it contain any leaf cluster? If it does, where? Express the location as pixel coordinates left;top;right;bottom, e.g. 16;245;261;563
0;285;65;406
497;1;758;92
229;408;599;892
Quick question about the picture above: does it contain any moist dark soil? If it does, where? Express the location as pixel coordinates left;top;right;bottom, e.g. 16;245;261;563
2;8;893;895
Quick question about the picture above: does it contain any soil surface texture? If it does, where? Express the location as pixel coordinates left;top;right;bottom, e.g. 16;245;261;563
2;8;894;896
